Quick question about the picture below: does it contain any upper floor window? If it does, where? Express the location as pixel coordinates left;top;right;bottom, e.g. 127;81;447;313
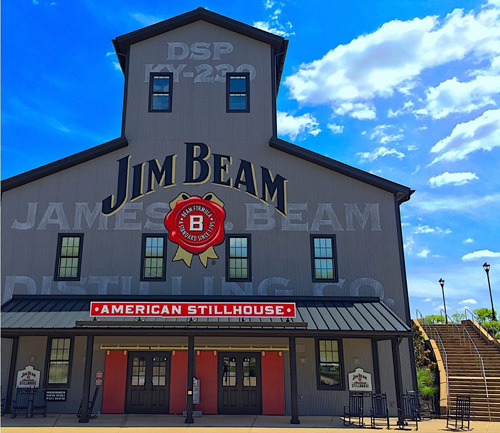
54;234;83;281
310;235;338;282
141;234;167;281
149;73;172;112
227;73;249;112
226;235;251;281
46;337;73;386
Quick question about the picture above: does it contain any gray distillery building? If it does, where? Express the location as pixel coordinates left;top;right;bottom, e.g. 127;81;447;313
1;8;414;423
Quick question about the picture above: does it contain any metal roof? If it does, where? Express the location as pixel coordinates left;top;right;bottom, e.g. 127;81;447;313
1;296;410;337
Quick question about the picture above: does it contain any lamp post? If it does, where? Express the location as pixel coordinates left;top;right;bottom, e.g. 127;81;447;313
483;263;496;322
439;278;448;324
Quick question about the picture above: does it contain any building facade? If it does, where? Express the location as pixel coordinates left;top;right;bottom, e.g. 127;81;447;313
1;8;414;422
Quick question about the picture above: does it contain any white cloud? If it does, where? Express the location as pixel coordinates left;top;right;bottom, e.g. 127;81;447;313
463;238;474;244
131;13;164;26
430;109;500;164
370;124;404;144
284;8;500;108
411;192;500;213
424;298;432;302
414;225;452;235
334;102;376;119
106;52;121;71
357;146;405;162
416;75;500;119
459;299;478;305
388;101;414;118
462;250;500;261
428;172;479;187
327;123;344;134
408;144;418;151
416;248;431;258
277;111;321;140
264;0;275;9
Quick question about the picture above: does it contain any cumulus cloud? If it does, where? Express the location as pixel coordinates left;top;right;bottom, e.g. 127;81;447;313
277;111;321;140
430;109;500;164
412;192;500;213
416;75;500;119
327;123;344;134
414;225;451;235
388;101;414;118
428;172;479;187
106;52;121;71
462;249;500;261
370;124;404;144
284;8;500;111
334;102;376;120
463;238;474;244
357;146;405;162
459;299;477;305
254;4;294;38
416;248;431;258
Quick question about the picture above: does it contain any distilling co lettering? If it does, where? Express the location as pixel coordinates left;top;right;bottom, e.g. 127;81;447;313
102;142;288;217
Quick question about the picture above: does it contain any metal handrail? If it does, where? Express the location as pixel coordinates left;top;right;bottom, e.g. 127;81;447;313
464;308;500;340
440;309;466;345
462;326;491;422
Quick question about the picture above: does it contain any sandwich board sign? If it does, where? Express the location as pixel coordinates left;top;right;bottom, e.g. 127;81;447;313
348;368;372;392
16;365;41;388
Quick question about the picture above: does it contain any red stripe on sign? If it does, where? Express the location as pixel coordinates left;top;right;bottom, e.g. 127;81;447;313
90;302;296;318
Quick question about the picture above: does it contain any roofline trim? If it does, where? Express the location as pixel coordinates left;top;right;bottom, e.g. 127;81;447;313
269;136;413;201
1;136;128;193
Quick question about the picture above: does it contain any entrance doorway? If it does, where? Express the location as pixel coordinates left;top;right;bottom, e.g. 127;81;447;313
218;352;262;414
125;352;170;413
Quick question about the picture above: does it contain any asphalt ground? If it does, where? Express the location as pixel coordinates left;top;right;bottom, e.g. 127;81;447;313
1;414;500;433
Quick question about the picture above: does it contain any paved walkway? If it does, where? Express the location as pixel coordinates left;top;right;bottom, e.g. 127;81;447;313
1;414;500;432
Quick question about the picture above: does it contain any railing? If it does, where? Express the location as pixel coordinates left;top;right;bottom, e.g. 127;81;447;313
440;309;466;346
462;327;491;422
464;308;500;341
415;310;450;410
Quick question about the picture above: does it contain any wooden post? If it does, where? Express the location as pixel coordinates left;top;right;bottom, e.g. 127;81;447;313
289;336;300;424
185;335;195;424
79;335;94;423
371;340;381;394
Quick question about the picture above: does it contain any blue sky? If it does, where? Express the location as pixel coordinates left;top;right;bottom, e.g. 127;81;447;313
2;0;500;319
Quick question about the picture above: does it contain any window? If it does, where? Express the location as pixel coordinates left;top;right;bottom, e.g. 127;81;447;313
149;73;172;112
226;235;251;281
310;235;338;282
316;339;344;390
46;337;73;386
54;234;83;281
227;73;249;112
141;234;167;281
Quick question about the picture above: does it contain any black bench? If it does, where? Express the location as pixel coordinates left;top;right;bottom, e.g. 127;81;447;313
11;388;47;418
447;395;471;430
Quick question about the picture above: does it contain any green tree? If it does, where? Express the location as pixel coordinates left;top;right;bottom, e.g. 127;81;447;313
473;308;494;323
451;312;465;324
424;314;446;324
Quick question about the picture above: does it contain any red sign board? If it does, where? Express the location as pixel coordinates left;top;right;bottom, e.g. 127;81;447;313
90;302;296;318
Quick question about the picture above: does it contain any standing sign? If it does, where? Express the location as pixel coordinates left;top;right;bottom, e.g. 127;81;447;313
193;378;200;405
16;365;40;388
348;368;372;392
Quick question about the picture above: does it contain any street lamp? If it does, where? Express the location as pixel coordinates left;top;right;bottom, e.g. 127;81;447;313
439;278;448;324
483;262;496;322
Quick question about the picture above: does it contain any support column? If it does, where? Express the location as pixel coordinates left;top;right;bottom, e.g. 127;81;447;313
185;335;195;424
5;337;19;414
371;340;381;394
391;338;404;425
79;335;94;423
289;336;300;424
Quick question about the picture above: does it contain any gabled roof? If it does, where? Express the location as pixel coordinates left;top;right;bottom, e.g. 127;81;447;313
269;136;413;204
113;8;288;87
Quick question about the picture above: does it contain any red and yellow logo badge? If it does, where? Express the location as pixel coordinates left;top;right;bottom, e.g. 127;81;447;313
164;193;226;267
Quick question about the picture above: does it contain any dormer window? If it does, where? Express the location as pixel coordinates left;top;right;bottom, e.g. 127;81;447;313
149;73;172;112
227;73;249;112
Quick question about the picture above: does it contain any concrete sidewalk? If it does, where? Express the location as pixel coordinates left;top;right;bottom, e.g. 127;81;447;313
1;414;500;433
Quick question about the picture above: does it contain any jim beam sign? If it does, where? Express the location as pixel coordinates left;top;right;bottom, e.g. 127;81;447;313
17;365;41;388
348;368;372;392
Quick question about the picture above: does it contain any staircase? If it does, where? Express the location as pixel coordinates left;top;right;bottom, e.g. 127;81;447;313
428;322;500;422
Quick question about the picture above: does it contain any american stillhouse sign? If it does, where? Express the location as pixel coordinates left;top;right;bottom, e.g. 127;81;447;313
90;301;296;318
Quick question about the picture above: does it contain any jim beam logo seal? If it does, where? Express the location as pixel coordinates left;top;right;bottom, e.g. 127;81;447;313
164;193;225;267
